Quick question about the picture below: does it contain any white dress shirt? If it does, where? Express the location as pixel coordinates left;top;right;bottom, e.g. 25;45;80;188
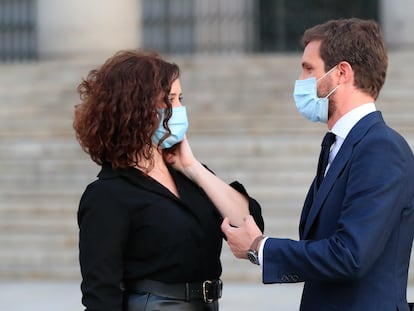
328;103;376;170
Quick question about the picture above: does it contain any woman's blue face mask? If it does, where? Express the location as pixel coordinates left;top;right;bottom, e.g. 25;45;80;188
152;106;189;149
293;66;340;123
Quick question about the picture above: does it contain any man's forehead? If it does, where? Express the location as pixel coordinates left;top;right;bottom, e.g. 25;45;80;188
302;41;324;66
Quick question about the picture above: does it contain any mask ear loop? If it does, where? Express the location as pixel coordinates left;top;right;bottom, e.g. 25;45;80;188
317;65;340;99
317;65;338;82
324;84;340;99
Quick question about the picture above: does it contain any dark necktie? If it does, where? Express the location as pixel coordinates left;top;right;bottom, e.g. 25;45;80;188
316;132;336;189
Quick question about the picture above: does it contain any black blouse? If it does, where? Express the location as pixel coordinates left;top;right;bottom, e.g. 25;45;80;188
78;163;264;311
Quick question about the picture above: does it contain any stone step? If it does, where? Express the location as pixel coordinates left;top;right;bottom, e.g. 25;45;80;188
1;51;414;281
1;52;414;138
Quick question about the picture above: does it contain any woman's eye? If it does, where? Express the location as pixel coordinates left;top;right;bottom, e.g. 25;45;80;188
179;96;183;102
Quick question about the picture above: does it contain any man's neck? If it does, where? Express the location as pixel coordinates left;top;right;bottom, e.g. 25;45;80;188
328;93;375;130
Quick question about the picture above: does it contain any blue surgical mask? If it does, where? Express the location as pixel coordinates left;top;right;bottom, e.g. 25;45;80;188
152;106;189;149
293;66;340;123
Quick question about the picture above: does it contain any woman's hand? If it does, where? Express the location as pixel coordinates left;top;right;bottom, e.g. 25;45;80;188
164;136;200;179
166;136;250;227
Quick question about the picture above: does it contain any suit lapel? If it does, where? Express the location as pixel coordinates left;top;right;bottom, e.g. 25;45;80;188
302;111;384;238
302;147;352;237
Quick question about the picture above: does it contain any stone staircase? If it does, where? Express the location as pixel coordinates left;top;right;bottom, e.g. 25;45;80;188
0;51;413;284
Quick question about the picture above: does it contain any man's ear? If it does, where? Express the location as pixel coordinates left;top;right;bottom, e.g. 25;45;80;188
336;61;353;83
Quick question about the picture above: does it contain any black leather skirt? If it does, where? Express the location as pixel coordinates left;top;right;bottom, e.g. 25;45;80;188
126;292;219;311
123;279;222;311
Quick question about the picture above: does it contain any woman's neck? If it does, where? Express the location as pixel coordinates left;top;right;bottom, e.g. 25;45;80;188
135;148;180;198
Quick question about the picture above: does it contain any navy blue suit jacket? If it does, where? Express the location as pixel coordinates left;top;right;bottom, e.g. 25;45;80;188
263;112;414;310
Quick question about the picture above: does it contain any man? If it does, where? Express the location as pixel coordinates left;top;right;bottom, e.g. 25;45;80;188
221;18;414;311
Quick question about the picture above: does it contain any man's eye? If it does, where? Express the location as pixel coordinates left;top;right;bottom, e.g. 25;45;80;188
179;96;183;102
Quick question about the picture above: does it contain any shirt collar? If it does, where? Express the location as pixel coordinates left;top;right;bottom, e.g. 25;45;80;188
331;103;376;140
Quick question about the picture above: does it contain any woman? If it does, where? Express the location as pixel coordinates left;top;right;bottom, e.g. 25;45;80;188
73;50;264;311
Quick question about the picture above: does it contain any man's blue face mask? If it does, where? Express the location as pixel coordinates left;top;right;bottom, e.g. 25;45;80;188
293;66;340;123
152;106;189;149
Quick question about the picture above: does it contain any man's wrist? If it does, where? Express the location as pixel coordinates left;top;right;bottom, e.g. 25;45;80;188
247;235;265;265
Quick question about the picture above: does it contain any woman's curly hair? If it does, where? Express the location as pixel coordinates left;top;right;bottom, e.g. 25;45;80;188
73;50;180;170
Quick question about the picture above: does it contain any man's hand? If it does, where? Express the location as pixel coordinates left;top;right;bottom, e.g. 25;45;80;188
221;215;263;259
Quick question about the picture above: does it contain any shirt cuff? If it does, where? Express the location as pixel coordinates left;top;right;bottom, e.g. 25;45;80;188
258;236;269;265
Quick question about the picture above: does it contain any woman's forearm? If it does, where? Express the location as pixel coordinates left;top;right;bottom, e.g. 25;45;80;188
184;161;249;227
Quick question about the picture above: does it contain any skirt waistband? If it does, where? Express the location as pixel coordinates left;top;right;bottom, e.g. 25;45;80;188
124;279;223;303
